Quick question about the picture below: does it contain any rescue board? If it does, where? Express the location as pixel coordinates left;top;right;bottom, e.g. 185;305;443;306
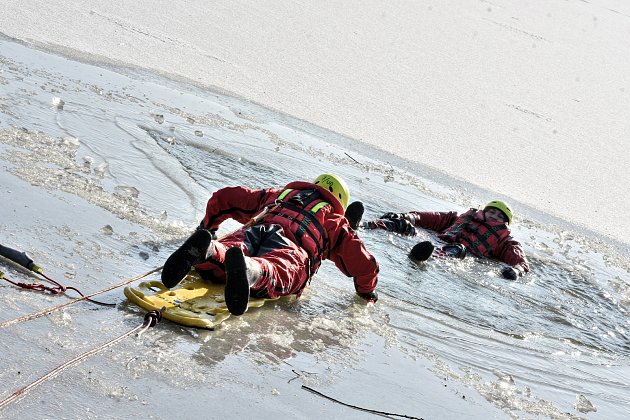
123;271;277;329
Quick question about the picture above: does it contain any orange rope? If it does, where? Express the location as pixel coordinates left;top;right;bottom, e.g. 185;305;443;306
0;309;163;411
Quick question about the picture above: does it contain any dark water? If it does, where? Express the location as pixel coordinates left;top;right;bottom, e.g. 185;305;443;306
1;38;629;419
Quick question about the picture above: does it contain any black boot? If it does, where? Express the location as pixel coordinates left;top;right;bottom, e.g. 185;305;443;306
409;241;435;262
224;247;261;316
161;229;213;288
345;201;364;230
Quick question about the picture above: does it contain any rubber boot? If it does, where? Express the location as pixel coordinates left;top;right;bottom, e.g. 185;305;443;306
161;229;213;288
224;247;261;316
345;201;365;230
409;241;435;262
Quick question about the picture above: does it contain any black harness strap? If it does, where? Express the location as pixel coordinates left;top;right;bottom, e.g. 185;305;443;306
268;189;330;274
464;220;506;258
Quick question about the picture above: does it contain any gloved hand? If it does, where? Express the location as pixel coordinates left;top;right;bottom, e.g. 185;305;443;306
391;218;416;236
364;218;415;236
380;212;407;220
357;290;378;302
345;201;365;230
501;266;520;280
442;244;466;259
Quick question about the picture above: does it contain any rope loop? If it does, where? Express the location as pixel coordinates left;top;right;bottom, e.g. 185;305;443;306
49;285;67;294
135;308;164;337
2;273;115;307
143;308;163;328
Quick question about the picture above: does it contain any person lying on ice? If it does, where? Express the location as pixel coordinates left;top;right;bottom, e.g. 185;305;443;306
362;200;529;280
160;174;379;315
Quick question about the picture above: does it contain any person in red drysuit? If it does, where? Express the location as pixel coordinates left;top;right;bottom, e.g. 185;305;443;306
161;174;379;315
363;200;529;280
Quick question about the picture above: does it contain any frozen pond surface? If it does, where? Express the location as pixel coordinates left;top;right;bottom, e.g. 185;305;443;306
1;38;629;419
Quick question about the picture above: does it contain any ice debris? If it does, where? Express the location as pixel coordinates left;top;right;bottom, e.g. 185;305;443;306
51;97;64;110
574;394;597;413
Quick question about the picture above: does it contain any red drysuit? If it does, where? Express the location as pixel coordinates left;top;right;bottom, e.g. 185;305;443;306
194;181;379;299
409;208;530;273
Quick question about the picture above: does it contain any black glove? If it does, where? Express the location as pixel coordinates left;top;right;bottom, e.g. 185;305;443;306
345;201;364;230
501;266;520;280
357;290;378;302
366;219;416;236
391;218;416;236
442;244;467;259
380;212;406;220
365;218;416;236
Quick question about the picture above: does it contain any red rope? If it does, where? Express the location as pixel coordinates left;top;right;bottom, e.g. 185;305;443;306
1;272;114;307
38;272;115;307
0;266;161;329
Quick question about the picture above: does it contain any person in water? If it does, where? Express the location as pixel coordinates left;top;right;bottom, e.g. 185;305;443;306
160;174;379;315
363;200;529;280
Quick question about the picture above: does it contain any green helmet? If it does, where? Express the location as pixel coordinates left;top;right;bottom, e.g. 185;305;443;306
484;200;513;224
313;174;350;209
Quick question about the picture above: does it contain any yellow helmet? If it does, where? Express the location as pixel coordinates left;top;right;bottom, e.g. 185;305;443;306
313;174;350;209
484;200;513;225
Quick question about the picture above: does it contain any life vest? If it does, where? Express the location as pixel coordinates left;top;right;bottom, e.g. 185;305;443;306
264;188;330;276
438;209;511;258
